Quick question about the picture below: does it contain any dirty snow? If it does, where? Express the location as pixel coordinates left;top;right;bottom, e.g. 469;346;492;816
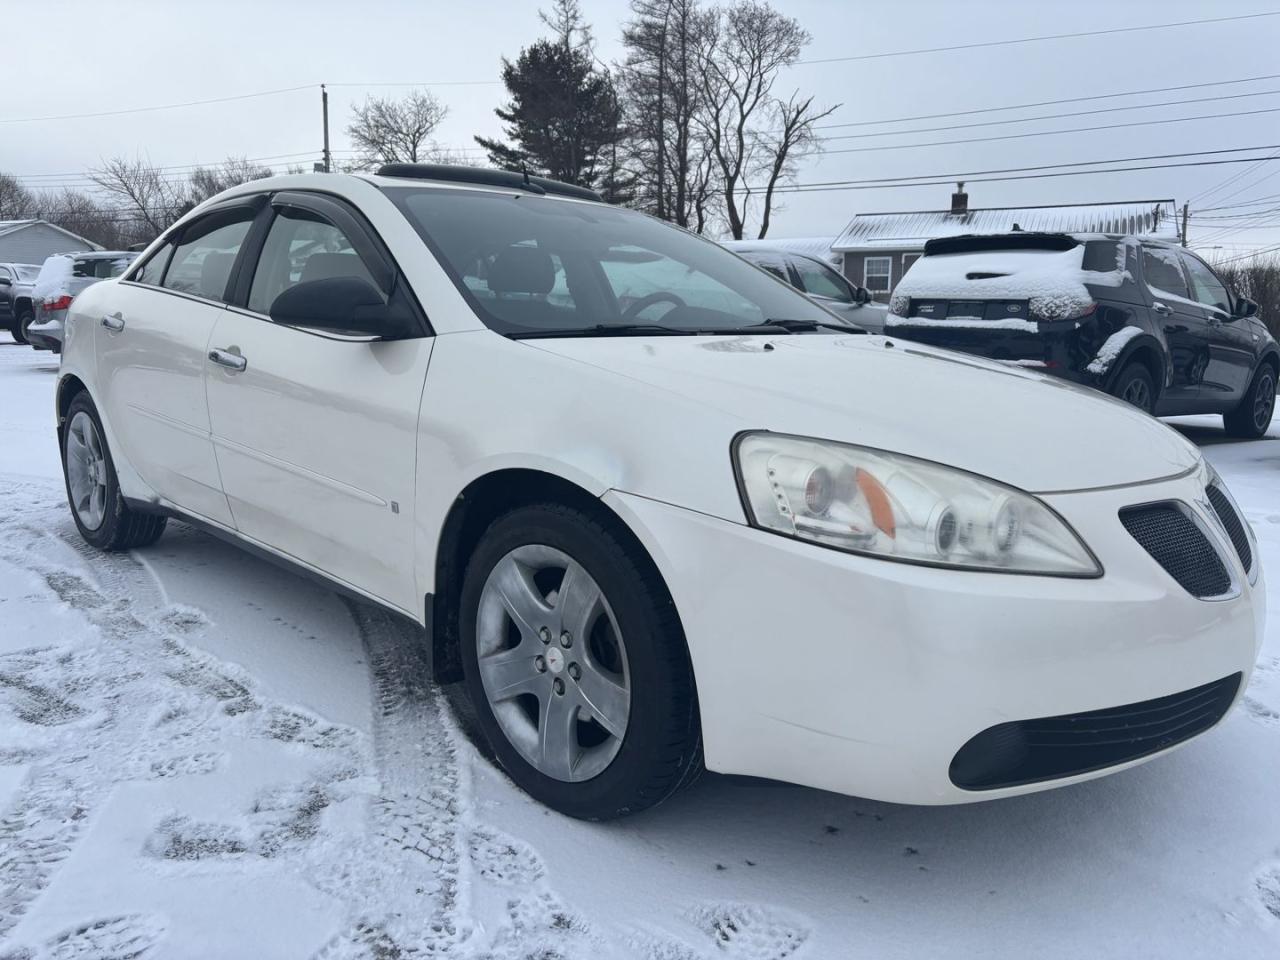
1;332;1280;959
887;243;1128;322
1086;325;1145;375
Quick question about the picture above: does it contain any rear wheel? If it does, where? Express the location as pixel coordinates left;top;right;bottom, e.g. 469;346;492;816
1113;363;1155;413
1224;363;1277;439
459;502;701;820
12;308;33;345
62;393;167;551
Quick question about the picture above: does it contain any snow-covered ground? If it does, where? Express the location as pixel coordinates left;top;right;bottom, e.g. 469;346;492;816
1;331;1279;959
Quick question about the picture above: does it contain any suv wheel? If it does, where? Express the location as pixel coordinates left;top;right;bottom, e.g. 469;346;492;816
12;308;33;345
1113;363;1155;413
62;393;167;550
459;503;701;820
1224;363;1276;440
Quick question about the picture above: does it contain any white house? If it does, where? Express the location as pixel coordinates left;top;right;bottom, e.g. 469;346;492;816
0;220;99;264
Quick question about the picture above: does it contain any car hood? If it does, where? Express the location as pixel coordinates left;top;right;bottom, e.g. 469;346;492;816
527;333;1201;493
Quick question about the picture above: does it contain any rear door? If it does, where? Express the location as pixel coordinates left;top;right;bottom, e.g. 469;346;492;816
99;203;261;525
1139;244;1206;405
204;191;432;613
1180;251;1254;402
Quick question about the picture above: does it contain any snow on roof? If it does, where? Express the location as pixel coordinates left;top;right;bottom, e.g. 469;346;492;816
833;200;1178;252
721;236;839;265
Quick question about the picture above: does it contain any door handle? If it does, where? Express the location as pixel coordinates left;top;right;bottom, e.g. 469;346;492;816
100;313;125;331
1152;302;1172;316
208;348;247;372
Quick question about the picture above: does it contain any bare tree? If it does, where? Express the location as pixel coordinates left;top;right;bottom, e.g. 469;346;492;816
88;156;190;237
346;90;449;170
189;156;274;205
0;173;36;220
696;1;837;239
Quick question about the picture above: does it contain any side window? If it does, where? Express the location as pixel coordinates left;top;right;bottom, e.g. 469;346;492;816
1142;246;1190;300
744;254;790;282
793;258;852;302
162;214;254;303
130;245;171;286
247;207;379;315
1182;254;1232;316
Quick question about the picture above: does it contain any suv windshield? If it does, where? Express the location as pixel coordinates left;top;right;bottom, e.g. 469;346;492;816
386;187;847;336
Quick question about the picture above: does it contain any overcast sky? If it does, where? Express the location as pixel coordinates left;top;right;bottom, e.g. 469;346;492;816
7;0;1280;258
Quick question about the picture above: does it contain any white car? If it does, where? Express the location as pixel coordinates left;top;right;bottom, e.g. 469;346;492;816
55;166;1264;820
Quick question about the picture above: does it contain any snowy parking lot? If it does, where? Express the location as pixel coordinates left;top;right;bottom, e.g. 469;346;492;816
1;332;1279;960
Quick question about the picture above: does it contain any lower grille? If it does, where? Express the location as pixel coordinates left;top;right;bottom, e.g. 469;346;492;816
1120;503;1232;598
1206;484;1252;573
950;673;1242;790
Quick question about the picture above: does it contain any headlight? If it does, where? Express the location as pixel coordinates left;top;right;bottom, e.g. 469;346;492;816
734;433;1100;576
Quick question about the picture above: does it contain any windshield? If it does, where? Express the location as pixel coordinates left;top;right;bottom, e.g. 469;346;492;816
13;264;40;281
386;187;847;336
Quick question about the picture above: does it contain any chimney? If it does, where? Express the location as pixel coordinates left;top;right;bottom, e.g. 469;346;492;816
950;181;968;216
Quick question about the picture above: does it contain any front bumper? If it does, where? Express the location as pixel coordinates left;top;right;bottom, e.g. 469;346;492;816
605;468;1263;805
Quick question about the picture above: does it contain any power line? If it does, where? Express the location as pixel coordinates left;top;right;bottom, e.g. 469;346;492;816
818;88;1280;143
814;73;1280;131
0;85;314;125
11;151;324;181
819;106;1280;156
793;11;1280;65
1214;242;1280;263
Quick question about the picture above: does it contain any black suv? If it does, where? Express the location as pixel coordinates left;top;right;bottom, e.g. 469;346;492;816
886;232;1279;438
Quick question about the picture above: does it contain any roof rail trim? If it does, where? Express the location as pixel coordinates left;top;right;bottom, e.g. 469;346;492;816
375;163;604;203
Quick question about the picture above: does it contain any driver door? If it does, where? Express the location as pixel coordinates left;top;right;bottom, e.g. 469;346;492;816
1180;251;1254;402
204;192;433;614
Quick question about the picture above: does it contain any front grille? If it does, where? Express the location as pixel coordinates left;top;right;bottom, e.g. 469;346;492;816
1120;503;1231;598
950;673;1242;790
1206;484;1252;574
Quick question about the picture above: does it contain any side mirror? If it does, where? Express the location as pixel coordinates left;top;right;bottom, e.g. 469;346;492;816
850;283;869;305
270;276;397;337
1234;296;1259;319
0;277;11;288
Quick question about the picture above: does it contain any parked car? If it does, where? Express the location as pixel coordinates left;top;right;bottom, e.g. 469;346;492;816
57;166;1263;820
0;262;41;343
726;244;888;332
886;232;1280;438
26;251;136;352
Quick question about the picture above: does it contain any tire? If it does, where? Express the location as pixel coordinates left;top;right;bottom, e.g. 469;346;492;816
61;392;167;551
459;502;701;820
1112;362;1155;414
1224;362;1277;440
12;308;33;345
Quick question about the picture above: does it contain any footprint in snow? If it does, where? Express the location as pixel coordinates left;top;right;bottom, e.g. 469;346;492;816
689;903;810;959
1242;696;1280;726
2;913;164;960
1257;863;1280;921
467;826;546;887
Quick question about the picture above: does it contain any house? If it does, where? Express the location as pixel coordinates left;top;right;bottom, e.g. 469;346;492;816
0;220;99;264
831;185;1179;300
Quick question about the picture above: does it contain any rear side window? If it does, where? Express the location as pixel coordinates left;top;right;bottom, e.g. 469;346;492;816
1142;247;1189;300
247;207;380;315
132;242;174;287
162;214;254;303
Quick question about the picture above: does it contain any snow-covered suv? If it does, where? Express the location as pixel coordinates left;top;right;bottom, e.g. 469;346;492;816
54;166;1264;819
887;233;1280;438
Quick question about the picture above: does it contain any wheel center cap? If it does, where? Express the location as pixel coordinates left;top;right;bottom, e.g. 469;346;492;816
545;647;565;674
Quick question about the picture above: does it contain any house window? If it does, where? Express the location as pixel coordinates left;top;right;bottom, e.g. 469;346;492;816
864;256;892;292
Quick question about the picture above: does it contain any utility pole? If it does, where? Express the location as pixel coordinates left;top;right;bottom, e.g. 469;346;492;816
321;84;332;173
1181;201;1189;247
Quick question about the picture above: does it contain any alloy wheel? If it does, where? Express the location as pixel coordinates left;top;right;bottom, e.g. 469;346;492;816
476;544;631;782
1122;377;1152;412
1254;371;1275;432
65;411;108;530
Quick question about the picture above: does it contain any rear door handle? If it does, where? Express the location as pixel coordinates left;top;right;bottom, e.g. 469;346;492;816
1153;302;1172;316
208;348;247;372
101;312;125;331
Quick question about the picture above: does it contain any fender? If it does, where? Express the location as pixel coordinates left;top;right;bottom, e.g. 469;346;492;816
1098;332;1168;394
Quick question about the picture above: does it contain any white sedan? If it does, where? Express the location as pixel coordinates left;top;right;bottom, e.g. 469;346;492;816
54;166;1264;820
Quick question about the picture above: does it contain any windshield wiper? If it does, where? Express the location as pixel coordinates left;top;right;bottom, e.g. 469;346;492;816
742;318;868;335
510;323;703;339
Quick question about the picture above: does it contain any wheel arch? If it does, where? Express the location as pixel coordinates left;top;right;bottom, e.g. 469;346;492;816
1103;336;1165;399
1256;346;1279;378
427;468;689;688
55;373;90;441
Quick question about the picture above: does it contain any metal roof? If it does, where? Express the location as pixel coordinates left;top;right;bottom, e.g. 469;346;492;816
832;199;1179;252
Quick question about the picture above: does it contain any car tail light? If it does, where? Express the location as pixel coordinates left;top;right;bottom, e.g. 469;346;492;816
42;295;73;311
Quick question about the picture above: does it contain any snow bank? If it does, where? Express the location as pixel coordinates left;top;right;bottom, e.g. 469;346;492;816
1086;325;1144;375
888;243;1129;323
31;254;73;302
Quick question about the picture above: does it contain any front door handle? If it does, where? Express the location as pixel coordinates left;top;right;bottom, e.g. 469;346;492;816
101;312;125;331
208;347;247;372
1153;302;1172;316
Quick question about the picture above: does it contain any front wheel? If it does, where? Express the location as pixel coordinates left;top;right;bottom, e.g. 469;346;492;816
1224;363;1277;439
12;308;33;345
62;393;167;550
459;503;701;820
